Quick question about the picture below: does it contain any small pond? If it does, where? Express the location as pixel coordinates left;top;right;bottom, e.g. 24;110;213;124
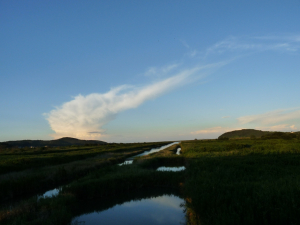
71;188;186;225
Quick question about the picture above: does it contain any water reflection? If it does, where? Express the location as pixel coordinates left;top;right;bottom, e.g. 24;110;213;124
36;187;62;200
176;148;181;155
119;142;179;166
41;188;60;198
157;166;186;172
135;142;179;157
118;160;133;165
71;188;185;225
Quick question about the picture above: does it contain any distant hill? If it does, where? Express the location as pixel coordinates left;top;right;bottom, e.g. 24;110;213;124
218;129;272;139
0;137;106;148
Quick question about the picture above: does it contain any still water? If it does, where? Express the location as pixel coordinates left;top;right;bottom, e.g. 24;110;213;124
40;187;60;198
157;166;186;172
119;142;179;166
71;189;185;225
36;143;177;197
38;143;180;198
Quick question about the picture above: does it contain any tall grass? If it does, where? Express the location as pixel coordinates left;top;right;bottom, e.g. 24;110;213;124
0;142;170;174
0;142;170;202
3;138;300;225
1;160;185;225
182;139;300;225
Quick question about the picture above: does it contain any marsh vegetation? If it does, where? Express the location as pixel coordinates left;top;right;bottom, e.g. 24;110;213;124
0;142;170;202
1;136;300;225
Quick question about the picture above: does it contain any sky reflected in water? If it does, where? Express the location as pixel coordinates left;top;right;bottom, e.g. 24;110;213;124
119;142;179;166
72;194;185;225
157;166;186;172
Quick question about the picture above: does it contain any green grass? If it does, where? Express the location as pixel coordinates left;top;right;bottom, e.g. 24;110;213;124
0;159;185;225
0;142;170;202
2;138;300;225
135;143;185;169
181;139;300;158
0;142;170;175
182;138;300;225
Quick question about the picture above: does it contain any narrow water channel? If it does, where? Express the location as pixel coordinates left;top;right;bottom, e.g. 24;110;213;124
40;187;60;198
40;142;180;198
69;143;186;225
157;166;185;172
71;188;186;225
119;142;179;165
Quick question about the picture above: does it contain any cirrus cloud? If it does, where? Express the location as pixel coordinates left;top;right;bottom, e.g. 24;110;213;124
238;108;300;125
255;124;297;132
191;127;242;135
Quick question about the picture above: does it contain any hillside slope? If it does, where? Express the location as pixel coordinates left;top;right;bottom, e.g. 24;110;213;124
0;137;106;148
218;129;271;139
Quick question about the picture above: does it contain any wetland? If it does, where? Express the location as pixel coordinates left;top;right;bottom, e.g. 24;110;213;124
1;133;300;225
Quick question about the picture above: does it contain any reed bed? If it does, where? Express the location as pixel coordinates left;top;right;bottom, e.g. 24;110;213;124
0;142;170;202
2;138;300;225
182;138;300;225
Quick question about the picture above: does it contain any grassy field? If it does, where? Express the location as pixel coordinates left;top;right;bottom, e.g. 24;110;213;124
1;138;300;225
0;153;185;225
0;142;170;202
0;142;172;174
182;138;300;225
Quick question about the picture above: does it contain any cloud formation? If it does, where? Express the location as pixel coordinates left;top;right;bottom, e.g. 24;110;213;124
238;108;300;125
237;108;300;132
46;34;300;140
45;66;206;139
191;107;300;138
144;63;179;77
191;126;242;135
205;35;300;57
256;124;297;132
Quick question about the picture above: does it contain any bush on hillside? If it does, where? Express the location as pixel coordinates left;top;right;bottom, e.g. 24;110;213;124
261;132;297;140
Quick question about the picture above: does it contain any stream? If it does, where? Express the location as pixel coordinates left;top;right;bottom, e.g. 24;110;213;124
118;142;179;165
4;143;187;224
68;143;186;224
71;188;186;225
41;142;184;198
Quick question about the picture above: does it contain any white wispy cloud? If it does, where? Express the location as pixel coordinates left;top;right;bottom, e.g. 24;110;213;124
205;35;300;57
186;50;198;58
236;107;300;132
180;39;190;49
256;124;297;132
144;63;179;77
238;108;300;125
46;34;300;140
192;107;300;138
253;34;300;42
191;127;242;135
45;64;223;140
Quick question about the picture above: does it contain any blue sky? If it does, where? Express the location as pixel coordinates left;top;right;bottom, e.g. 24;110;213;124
1;1;300;142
